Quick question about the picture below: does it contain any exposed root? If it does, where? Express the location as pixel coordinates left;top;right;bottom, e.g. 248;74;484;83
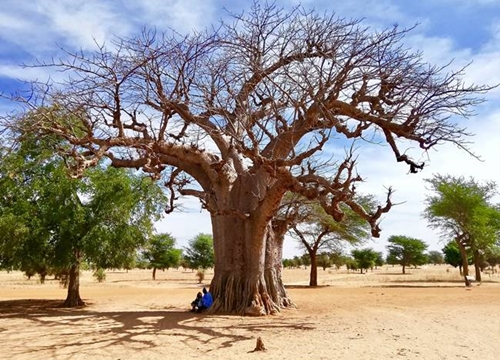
210;272;294;315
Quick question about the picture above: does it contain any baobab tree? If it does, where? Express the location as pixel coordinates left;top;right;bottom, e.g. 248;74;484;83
3;3;492;314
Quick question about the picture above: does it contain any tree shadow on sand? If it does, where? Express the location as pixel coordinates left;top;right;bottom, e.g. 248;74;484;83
0;299;314;358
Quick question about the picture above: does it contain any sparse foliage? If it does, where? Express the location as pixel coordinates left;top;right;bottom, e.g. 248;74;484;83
283;193;375;285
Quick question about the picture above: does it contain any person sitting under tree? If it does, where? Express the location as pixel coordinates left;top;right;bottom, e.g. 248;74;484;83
197;287;213;312
190;292;203;312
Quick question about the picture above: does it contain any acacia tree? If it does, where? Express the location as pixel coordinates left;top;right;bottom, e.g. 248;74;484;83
184;233;215;270
3;4;492;314
143;233;182;280
352;248;378;274
386;235;428;274
484;246;500;270
427;250;444;265
424;175;500;285
285;194;374;286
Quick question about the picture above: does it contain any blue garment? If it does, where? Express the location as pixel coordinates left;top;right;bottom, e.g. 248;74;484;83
202;291;213;308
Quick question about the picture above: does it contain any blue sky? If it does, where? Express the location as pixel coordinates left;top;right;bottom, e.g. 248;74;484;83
1;0;499;258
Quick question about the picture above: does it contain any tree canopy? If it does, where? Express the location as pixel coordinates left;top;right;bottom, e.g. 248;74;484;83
143;233;182;279
0;129;168;306
423;175;500;283
386;235;428;274
351;248;378;274
184;233;215;270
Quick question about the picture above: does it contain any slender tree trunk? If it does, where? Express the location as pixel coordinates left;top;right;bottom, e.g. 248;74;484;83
309;252;318;287
63;258;84;307
402;264;406;274
472;249;482;282
152;267;157;280
456;240;471;287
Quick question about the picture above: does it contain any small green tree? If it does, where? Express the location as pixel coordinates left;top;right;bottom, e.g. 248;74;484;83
442;241;471;275
345;257;358;272
386;236;428;274
427;250;444;265
352;248;378;274
374;252;385;269
484;246;500;269
93;268;106;283
329;251;345;270
143;233;182;280
316;252;332;271
184;233;214;270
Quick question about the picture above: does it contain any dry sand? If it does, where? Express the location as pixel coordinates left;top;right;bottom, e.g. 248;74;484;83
1;266;500;360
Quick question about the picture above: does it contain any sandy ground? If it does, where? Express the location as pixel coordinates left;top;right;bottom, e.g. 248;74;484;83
1;265;500;360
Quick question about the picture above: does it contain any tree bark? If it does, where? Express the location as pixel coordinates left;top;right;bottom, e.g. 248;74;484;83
472;249;482;282
309;252;318;287
456;240;471;287
208;215;292;315
201;171;293;316
63;261;84;307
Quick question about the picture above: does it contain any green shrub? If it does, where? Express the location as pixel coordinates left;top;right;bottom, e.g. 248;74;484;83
93;268;106;283
196;269;205;284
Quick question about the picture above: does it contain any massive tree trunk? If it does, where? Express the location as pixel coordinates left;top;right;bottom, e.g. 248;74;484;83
209;214;293;315
207;174;293;316
63;257;84;307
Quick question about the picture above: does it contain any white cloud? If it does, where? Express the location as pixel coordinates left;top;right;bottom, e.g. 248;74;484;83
124;0;217;34
34;1;132;50
154;197;212;250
